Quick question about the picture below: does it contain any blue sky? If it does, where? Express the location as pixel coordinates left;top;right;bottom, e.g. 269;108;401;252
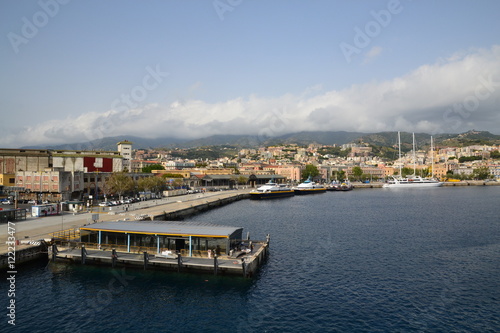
1;0;500;148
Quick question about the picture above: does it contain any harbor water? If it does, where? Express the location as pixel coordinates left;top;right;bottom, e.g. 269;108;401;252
6;186;500;332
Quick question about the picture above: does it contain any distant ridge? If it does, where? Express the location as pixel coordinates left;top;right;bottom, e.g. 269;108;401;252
22;135;186;151
20;130;500;151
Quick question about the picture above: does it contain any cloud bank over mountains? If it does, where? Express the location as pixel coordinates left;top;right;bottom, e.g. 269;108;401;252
5;45;500;148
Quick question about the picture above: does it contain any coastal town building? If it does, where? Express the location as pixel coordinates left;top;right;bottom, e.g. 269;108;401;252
117;140;133;171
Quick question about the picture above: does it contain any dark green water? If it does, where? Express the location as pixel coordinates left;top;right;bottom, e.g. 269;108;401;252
5;186;500;332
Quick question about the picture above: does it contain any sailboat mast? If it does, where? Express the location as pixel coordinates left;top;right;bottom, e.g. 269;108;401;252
412;133;416;175
431;136;434;178
398;131;402;176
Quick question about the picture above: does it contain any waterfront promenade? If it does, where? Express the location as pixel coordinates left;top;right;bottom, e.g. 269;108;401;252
0;189;250;254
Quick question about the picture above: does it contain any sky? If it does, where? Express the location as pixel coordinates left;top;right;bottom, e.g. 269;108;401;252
1;0;500;148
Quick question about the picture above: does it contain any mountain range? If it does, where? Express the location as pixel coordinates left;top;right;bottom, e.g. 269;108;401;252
22;130;500;151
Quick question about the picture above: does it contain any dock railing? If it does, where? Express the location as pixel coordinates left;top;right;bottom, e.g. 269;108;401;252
50;228;80;242
54;239;269;259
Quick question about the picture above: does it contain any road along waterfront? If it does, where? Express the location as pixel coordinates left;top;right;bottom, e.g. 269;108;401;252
0;189;250;256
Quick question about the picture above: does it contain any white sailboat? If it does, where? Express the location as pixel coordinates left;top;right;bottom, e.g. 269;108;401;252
383;132;443;188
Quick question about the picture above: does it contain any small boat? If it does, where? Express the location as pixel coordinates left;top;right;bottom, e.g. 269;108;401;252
249;181;295;199
327;181;354;191
293;176;326;195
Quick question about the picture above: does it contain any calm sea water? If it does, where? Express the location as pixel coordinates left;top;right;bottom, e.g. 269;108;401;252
6;186;500;332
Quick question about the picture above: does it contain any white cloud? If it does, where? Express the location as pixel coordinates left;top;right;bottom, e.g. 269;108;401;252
3;45;500;148
363;46;383;64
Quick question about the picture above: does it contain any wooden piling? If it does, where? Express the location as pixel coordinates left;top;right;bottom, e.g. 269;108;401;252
143;251;149;270
81;245;87;265
177;251;182;272
214;253;218;276
51;244;58;262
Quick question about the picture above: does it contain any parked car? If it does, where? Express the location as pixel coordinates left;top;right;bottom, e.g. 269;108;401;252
2;200;13;205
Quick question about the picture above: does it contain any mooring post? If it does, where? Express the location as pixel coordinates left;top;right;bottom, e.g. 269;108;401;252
81;244;87;265
111;248;117;268
143;251;149;270
214;252;218;276
241;257;246;277
266;234;270;246
177;251;182;273
51;243;58;262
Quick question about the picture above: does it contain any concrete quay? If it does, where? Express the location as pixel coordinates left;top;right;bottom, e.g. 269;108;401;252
0;189;250;256
352;180;500;188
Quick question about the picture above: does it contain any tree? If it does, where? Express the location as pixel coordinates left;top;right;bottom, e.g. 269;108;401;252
301;164;319;180
106;172;135;199
161;173;184;178
142;164;165;173
490;150;500;159
337;170;346;181
237;176;248;185
138;176;166;194
401;167;414;178
472;166;490;180
420;168;430;178
352;166;363;181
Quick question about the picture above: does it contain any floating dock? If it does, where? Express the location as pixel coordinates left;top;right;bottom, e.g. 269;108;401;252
52;242;268;277
51;220;269;277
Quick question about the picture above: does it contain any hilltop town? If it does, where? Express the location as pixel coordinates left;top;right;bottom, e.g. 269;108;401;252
1;131;499;205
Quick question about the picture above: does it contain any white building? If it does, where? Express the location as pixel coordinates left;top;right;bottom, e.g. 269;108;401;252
117;140;133;171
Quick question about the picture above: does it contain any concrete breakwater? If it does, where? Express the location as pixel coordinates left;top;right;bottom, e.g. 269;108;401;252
153;193;250;220
0;241;49;269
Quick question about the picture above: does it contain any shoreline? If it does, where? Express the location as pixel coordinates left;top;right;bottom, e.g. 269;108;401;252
353;180;500;188
0;182;498;260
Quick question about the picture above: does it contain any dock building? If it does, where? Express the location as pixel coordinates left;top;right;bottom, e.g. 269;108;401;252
79;221;243;257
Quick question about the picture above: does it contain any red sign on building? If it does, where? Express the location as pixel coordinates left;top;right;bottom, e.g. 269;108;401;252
84;157;113;172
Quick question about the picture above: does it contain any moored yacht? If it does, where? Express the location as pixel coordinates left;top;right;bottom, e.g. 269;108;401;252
249;181;295;199
383;175;443;188
293;177;326;194
327;180;354;191
383;132;443;188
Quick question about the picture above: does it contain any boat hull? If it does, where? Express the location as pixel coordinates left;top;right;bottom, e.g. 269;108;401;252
383;182;443;188
249;190;295;199
327;186;353;191
293;188;327;195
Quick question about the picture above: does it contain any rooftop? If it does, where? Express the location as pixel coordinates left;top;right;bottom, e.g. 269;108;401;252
81;220;243;238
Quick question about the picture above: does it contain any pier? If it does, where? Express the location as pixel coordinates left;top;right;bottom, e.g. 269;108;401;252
51;238;269;277
0;189;257;272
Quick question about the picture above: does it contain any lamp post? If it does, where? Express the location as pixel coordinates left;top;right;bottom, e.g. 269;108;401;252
60;201;64;232
95;169;99;203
